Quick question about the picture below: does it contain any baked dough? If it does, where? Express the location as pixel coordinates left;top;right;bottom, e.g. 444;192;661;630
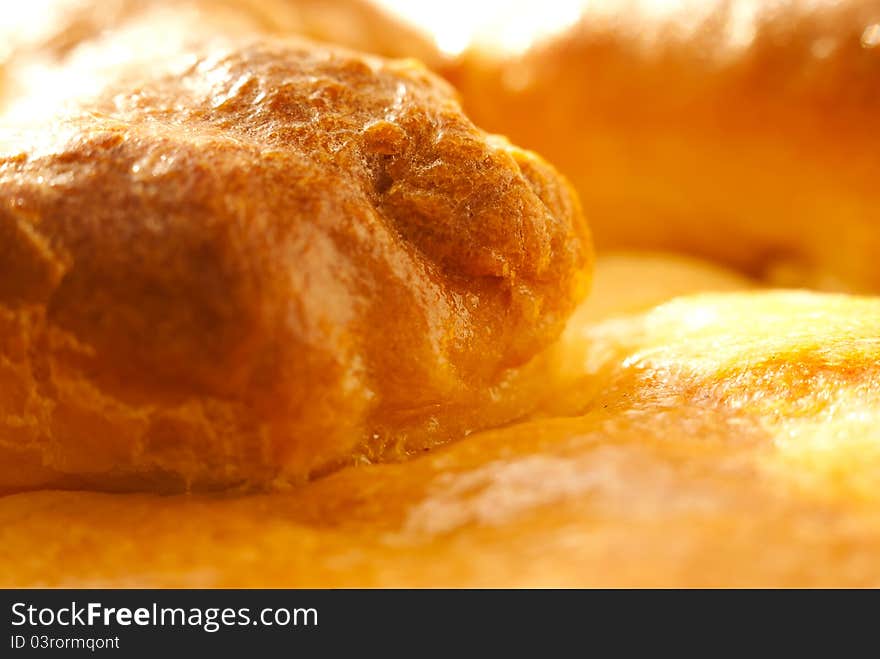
5;288;880;587
3;2;880;589
448;0;880;291
0;37;590;492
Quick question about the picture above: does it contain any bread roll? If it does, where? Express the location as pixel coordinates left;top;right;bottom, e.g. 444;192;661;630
0;36;590;492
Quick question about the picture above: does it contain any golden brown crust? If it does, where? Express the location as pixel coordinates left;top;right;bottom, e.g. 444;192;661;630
0;37;591;491
448;0;880;291
6;290;880;587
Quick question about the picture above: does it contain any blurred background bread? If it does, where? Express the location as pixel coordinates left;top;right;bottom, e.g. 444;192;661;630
0;0;439;108
442;0;880;291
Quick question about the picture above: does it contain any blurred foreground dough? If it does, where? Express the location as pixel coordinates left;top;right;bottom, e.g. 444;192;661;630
449;0;880;291
6;288;880;587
